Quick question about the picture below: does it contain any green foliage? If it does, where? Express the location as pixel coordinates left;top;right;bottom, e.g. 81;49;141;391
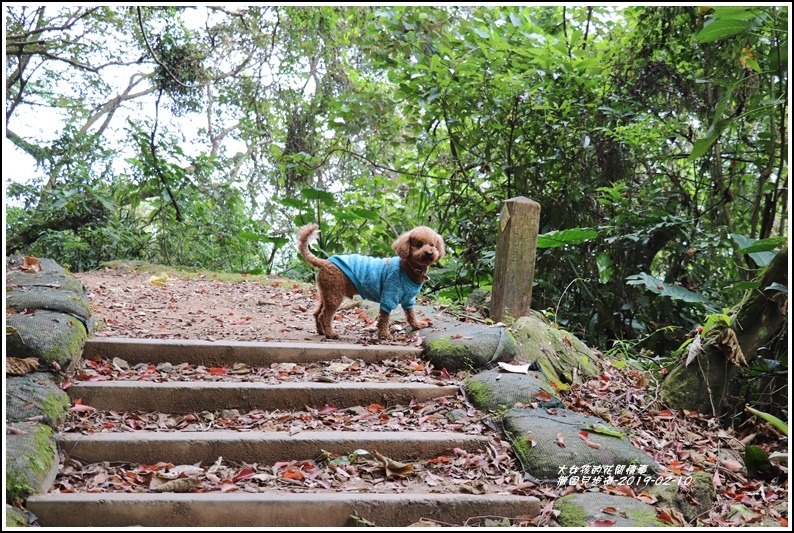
5;5;788;373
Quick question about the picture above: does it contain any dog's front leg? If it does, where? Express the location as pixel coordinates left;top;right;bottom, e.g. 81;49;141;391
377;310;393;339
404;308;430;331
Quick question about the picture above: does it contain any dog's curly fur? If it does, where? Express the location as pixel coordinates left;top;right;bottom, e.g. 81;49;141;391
297;223;445;339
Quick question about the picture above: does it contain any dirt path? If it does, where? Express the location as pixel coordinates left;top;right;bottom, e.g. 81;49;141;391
75;266;421;345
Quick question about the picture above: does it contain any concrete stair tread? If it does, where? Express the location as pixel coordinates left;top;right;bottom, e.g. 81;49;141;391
35;337;527;527
27;492;541;527
67;380;460;412
84;337;423;365
59;429;491;464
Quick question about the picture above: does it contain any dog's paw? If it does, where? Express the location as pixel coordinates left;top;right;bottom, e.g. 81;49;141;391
409;319;432;330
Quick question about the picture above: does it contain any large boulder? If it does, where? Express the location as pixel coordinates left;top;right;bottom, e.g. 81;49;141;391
511;311;600;387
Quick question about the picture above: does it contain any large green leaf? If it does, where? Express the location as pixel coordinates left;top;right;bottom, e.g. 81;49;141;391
694;18;751;43
536;228;598;249
729;234;778;267
300;187;336;205
626;272;710;304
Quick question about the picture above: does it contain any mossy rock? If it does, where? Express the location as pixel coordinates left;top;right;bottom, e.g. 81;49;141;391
555;493;667;527
511;311;600;387
5;422;59;504
462;368;561;414
659;351;729;414
503;407;659;483
5;373;71;426
423;324;517;372
5;505;31;527
6;309;88;367
647;471;716;522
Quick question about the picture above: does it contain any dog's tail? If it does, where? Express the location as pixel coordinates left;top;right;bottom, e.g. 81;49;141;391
297;223;327;270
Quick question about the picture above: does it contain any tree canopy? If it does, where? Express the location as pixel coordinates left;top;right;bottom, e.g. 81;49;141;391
5;6;789;368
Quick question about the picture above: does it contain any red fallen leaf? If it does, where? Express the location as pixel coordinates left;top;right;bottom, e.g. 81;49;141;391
427;456;450;464
556;432;565;447
562;336;572;348
656;511;675;525
656;409;674;418
220;480;238;492
60;377;73;390
184;413;198;421
439;368;451;379
418;415;437;424
615;485;636;497
319;404;338;414
283;468;304;480
232;468;257;482
366;403;384;412
534;390;552;402
208;367;226;375
588;519;616;527
21;256;42;273
301;463;324;479
585;440;602;449
579;431;590;440
637;490;657;504
409;361;425;371
780;518;788;527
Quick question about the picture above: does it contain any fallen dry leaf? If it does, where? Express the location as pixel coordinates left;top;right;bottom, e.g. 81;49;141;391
372;450;414;478
6;357;40;376
149;476;201;493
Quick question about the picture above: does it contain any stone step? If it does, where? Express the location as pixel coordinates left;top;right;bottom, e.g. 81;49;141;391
57;430;490;465
83;337;423;366
67;381;459;413
27;492;540;528
37;338;534;527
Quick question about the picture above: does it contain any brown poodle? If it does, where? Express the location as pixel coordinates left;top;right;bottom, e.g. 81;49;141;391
297;223;445;340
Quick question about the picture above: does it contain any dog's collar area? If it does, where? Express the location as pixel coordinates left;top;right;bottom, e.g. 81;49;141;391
400;258;430;284
412;266;430;283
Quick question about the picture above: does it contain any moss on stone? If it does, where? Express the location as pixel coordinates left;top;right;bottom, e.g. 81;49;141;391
555;495;589;527
39;314;87;365
462;379;491;408
41;391;71;426
426;337;476;371
510;435;535;466
5;505;29;527
625;507;668;527
5;424;57;502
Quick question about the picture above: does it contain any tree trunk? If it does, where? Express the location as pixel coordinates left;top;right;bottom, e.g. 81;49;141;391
659;246;788;416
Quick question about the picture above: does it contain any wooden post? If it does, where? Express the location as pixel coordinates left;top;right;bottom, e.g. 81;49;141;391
491;196;541;322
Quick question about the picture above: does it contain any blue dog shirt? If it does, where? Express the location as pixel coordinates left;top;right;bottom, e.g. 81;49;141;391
328;254;422;314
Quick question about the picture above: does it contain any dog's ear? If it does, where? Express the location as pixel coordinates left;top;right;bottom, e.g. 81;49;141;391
435;233;446;260
392;230;412;258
